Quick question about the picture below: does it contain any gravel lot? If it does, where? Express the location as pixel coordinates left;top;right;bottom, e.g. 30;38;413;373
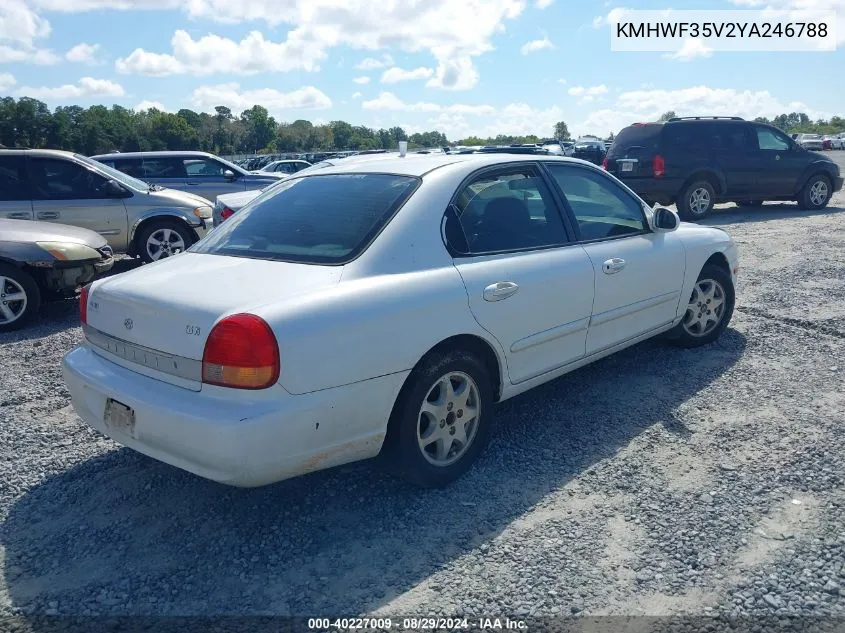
1;154;844;630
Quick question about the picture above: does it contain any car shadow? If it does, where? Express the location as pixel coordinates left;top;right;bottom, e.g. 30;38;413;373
1;329;747;621
700;201;845;226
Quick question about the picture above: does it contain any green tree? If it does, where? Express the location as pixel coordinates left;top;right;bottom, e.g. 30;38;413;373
658;111;677;122
554;121;570;140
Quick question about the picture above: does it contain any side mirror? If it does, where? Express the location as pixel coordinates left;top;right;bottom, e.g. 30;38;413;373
653;207;680;232
223;169;237;181
105;179;130;198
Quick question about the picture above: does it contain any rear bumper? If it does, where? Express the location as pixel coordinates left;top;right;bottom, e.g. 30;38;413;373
614;177;683;204
62;344;407;487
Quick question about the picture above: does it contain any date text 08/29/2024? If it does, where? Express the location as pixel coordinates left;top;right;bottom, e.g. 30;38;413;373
307;617;529;630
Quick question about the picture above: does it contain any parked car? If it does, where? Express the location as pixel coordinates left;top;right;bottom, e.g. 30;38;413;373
0;149;214;263
90;151;284;201
821;135;844;150
0;219;113;331
64;153;738;489
252;159;312;175
572;140;606;165
792;133;824;151
605;117;843;219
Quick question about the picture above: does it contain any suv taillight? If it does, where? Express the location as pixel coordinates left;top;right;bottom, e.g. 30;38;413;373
79;284;90;325
202;314;280;389
602;157;608;170
220;206;234;221
653;154;666;178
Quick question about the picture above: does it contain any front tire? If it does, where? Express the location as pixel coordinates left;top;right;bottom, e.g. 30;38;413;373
678;180;716;221
384;350;494;488
137;221;194;264
668;264;735;348
797;174;832;211
0;263;41;332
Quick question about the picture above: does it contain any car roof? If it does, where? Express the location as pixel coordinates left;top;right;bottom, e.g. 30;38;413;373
297;153;599;178
90;151;217;160
0;148;78;157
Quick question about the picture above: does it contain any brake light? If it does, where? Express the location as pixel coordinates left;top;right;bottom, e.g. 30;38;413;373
220;206;234;221
79;284;90;325
653;154;666;178
602;157;608;170
202;314;280;389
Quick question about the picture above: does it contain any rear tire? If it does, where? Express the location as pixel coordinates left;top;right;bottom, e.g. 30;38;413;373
136;220;194;264
677;180;716;221
0;263;41;332
797;174;832;210
383;350;494;488
667;264;734;348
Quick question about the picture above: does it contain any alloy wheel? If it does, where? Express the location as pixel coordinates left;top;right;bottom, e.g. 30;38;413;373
683;278;726;337
146;228;186;261
417;371;481;467
0;276;28;326
689;187;711;216
809;180;829;207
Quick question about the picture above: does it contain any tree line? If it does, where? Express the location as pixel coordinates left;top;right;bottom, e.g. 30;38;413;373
2;96;841;158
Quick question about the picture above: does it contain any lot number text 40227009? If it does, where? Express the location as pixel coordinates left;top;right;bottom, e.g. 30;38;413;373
307;617;528;630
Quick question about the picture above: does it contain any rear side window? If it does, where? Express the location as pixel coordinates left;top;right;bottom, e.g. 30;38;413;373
711;124;753;151
608;125;662;158
663;124;711;150
191;174;419;264
140;158;186;178
0;156;30;201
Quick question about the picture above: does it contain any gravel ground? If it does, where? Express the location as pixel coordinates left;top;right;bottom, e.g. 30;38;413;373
0;155;844;631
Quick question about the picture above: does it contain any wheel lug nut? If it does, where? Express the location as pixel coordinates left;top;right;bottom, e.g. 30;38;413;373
457;410;463;418
440;419;445;428
446;402;453;411
449;427;455;435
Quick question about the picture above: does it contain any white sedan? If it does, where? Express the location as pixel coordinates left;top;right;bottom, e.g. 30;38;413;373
63;154;739;488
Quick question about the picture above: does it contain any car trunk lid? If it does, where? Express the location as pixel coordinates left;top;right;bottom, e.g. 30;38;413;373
84;252;343;389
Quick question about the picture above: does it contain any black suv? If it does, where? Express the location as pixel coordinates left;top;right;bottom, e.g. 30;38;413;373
604;117;843;220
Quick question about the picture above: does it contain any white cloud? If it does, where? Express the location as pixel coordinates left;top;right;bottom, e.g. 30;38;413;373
381;66;435;83
355;54;394;70
65;42;101;64
0;45;60;65
362;91;495;115
100;0;524;89
536;0;555;7
557;78;567;85
0;0;51;46
591;7;633;29
15;76;125;100
0;73;16;92
134;100;168;111
353;76;371;84
666;38;713;61
115;30;324;76
189;83;332;118
426;56;480;90
352;91;362;99
520;35;555;55
568;84;609;97
572;85;831;137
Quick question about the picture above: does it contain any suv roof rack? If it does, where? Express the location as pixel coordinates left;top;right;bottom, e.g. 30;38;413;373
668;116;744;122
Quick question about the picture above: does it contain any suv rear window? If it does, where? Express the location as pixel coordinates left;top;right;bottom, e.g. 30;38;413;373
191;174;420;264
607;124;662;158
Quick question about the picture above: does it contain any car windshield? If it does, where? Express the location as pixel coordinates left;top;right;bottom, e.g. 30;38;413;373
192;173;420;264
76;154;150;191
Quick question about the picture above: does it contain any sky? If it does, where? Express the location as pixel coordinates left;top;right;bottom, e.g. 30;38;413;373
0;0;843;140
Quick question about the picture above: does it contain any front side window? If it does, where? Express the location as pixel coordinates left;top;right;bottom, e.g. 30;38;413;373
0;156;30;201
29;158;109;201
546;164;646;241
449;167;568;254
755;126;791;151
191;173;419;264
184;158;228;177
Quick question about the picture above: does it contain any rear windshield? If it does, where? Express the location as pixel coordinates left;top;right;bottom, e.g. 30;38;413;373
191;173;420;264
607;125;662;158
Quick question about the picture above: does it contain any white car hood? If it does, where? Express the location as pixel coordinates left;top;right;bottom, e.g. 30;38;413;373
217;189;264;211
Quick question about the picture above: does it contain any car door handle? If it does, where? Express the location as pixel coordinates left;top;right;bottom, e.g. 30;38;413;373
6;212;31;219
602;258;626;274
483;282;519;302
37;211;60;220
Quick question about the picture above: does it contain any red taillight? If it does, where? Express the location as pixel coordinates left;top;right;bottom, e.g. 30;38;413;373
79;284;90;325
202;313;280;390
653;154;666;178
220;206;234;220
602;157;608;170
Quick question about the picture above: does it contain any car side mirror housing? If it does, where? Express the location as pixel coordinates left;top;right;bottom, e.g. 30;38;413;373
105;179;131;198
653;207;680;232
223;169;237;181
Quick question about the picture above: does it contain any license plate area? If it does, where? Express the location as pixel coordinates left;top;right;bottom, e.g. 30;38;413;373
104;398;136;438
620;160;637;172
